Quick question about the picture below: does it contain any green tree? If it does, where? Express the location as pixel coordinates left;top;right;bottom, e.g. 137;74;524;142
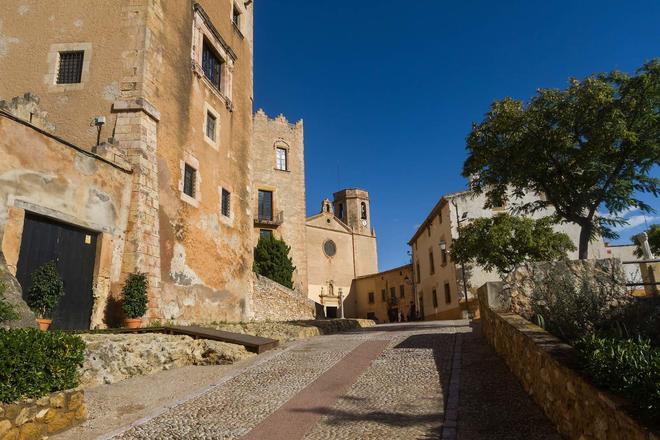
633;223;660;258
463;60;659;259
26;261;64;319
450;214;576;276
253;235;296;289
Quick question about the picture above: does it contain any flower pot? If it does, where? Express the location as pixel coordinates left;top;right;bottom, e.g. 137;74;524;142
124;318;142;329
36;319;52;331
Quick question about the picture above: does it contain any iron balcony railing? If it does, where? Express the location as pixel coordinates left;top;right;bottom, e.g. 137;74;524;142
254;210;284;227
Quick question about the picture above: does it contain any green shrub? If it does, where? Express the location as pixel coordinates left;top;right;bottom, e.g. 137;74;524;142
121;273;148;319
26;261;64;319
253;235;296;289
0;281;18;324
576;334;660;419
0;329;85;403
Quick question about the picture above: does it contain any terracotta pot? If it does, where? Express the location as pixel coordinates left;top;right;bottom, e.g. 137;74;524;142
124;318;142;329
36;319;52;331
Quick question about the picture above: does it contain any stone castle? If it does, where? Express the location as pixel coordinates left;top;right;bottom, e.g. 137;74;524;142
0;0;380;328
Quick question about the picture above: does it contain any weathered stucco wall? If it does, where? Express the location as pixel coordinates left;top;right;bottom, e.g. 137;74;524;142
251;274;315;322
252;110;308;293
0;112;132;328
478;282;657;440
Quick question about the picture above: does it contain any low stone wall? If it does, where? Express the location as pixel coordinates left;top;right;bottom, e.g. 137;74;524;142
478;282;657;439
213;319;376;343
0;389;86;439
79;334;254;387
251;274;316;322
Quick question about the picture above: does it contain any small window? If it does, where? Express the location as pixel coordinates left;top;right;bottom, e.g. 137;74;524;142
444;283;452;304
381;289;386;302
57;51;84;84
361;202;367;220
416;262;421;283
276;147;287;171
338;203;344;219
390;287;396;300
323;240;337;257
441;247;448;266
221;188;231;217
183;164;196;198
260;229;273;240
429;250;435;275
368;292;375;304
258;190;273;221
232;4;241;27
399;285;405;298
432;289;438;308
202;40;223;90
206;111;217;141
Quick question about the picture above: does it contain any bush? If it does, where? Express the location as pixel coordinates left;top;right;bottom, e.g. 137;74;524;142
0;281;18;324
531;269;629;343
576;334;660;419
121;273;149;319
26;261;64;319
0;329;85;403
253;236;296;289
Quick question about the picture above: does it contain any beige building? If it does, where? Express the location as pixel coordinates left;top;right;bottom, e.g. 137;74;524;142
0;0;264;327
306;189;378;317
251;110;307;292
409;189;607;321
350;264;415;323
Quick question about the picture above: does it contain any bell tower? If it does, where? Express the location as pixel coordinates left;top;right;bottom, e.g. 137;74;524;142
333;188;373;236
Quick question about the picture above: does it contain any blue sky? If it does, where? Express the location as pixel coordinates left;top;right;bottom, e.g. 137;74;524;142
253;1;660;271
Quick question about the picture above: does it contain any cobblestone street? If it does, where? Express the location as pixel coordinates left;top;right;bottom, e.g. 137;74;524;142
95;320;559;440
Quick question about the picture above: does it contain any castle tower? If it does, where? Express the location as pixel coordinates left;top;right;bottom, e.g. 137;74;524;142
333;189;373;236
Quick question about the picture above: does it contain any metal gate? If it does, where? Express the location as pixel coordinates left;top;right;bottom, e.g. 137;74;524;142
16;213;98;330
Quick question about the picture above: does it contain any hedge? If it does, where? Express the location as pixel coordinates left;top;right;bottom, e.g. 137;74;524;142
0;329;85;403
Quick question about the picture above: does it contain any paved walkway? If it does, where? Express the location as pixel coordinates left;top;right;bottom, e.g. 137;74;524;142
64;320;561;439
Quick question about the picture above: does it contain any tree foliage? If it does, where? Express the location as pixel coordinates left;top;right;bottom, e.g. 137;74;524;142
450;214;575;275
121;273;149;319
26;261;64;319
253;235;296;289
463;60;660;259
634;223;660;258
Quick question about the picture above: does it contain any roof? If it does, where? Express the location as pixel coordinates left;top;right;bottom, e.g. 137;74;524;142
355;264;413;280
407;189;473;245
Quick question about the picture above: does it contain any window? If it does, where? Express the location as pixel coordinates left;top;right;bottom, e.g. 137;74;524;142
323;240;337;257
258;190;273;221
232;4;241;27
444;283;452;304
202;40;223;90
381;289;386;302
221;188;231;217
361;202;367;220
368;292;375;304
183;164;196;198
429;250;435;275
432;289;438;308
276;147;287;171
400;285;405;298
338;203;344;219
57;51;84;84
206;111;217;142
416;262;421;283
260;229;273;240
441;247;448;266
390;287;396;300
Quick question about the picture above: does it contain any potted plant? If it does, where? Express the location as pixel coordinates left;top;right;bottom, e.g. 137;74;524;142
121;273;148;329
26;261;64;331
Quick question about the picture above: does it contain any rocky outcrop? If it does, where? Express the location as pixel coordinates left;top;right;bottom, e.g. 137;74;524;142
0;252;36;329
79;334;254;387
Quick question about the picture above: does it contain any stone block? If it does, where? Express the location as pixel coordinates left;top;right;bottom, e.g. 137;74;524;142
17;422;42;440
0;421;12;437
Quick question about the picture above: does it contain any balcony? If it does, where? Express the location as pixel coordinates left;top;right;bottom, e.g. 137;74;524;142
254;210;284;227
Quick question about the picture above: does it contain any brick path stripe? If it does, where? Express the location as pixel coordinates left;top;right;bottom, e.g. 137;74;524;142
241;339;391;440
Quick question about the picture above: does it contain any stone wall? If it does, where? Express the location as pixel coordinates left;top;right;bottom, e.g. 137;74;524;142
478;282;657;440
251;274;316;322
79;333;253;387
0;389;86;439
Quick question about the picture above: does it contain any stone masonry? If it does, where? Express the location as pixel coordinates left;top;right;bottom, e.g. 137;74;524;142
251;274;316;322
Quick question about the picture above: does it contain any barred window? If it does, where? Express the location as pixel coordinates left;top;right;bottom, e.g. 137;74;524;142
432;289;438;308
400;285;405;298
183;164;196;198
368;292;375;304
429;250;435;275
444;283;452;304
381;289;386;302
202;40;223;90
206;112;217;141
57;51;84;84
221;188;231;217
